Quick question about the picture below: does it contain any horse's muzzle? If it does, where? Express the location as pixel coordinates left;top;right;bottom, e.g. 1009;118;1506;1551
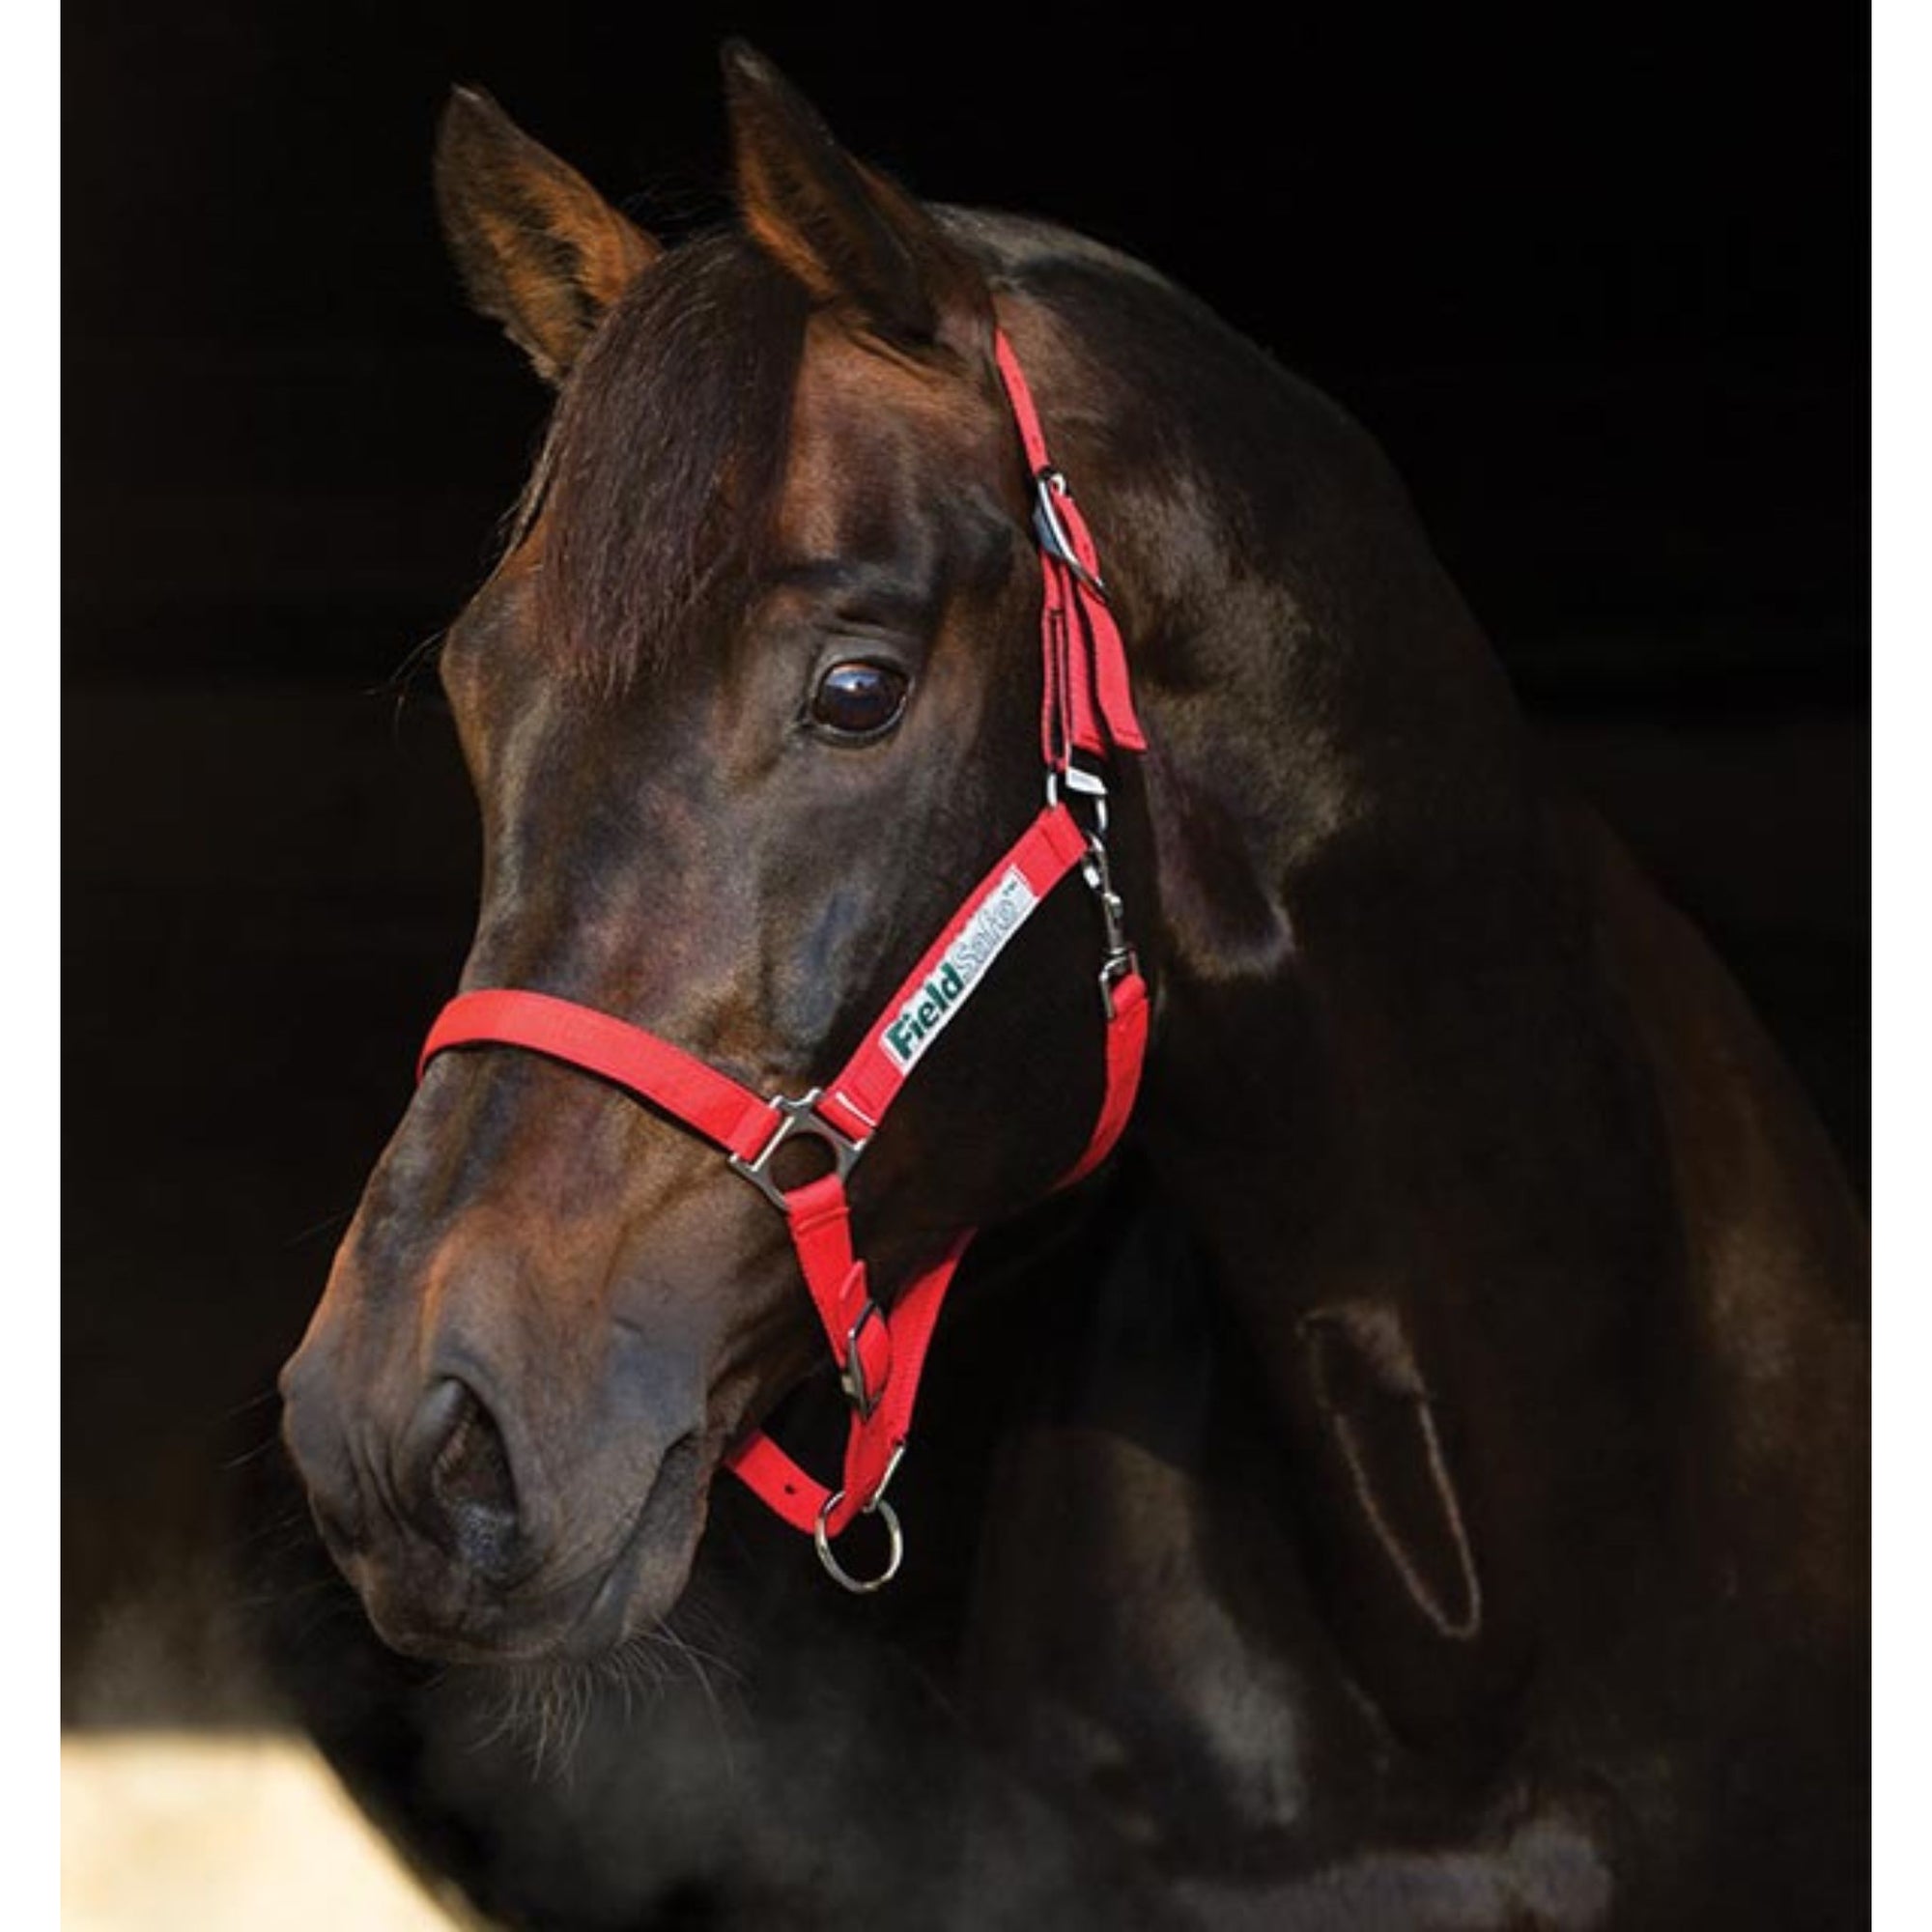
278;1339;705;1662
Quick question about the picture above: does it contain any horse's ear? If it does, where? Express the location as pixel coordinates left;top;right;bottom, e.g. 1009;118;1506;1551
721;43;988;353
434;86;662;385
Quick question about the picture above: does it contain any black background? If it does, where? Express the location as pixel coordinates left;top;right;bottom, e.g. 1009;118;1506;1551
64;2;1868;1716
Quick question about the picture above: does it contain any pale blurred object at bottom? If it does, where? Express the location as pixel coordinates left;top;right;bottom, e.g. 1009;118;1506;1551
62;1731;469;1931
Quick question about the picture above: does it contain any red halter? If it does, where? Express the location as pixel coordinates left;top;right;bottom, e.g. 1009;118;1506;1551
417;329;1149;1591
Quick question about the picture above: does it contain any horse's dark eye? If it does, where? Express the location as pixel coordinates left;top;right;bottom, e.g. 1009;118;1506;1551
810;661;909;739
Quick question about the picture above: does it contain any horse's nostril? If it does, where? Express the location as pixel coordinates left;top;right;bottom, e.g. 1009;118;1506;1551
402;1377;524;1577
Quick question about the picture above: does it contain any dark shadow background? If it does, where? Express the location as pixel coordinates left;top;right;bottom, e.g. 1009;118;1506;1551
64;0;1867;1723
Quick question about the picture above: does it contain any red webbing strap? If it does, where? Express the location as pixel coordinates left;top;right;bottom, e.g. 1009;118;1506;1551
725;965;1151;1538
995;327;1055;476
1044;497;1144;763
1059;968;1151;1188
724;1235;972;1536
992;328;1147;767
721;1429;831;1533
816;803;1090;1141
782;1172;892;1399
420;987;779;1161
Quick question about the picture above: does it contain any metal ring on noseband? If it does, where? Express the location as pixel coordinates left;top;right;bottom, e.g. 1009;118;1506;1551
813;1491;904;1594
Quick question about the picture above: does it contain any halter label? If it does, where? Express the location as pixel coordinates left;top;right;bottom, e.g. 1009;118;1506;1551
880;867;1038;1072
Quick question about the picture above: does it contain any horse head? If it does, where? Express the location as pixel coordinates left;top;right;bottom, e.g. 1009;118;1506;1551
270;46;1869;1922
278;47;1154;1662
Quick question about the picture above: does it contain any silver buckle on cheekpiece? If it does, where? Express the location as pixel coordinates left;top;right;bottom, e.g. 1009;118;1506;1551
838;1301;889;1419
1032;469;1107;598
1045;763;1111;840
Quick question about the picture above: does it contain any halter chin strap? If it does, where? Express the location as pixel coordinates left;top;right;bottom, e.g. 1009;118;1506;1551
417;328;1149;1591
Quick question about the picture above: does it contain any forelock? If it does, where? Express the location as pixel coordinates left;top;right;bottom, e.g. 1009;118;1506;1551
520;231;810;691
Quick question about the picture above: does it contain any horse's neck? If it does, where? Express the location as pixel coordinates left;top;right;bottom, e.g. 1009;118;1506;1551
994;256;1705;1734
974;223;1861;1772
1011;267;1678;1340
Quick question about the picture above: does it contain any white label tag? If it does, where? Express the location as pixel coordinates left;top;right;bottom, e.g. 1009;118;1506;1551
878;867;1038;1072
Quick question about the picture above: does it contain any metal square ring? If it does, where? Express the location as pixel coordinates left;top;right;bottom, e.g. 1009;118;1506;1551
727;1090;867;1211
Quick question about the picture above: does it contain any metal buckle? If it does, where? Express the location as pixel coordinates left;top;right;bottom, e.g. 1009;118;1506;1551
1098;948;1141;1020
1031;469;1107;598
1045;762;1111;838
727;1090;866;1212
838;1300;889;1419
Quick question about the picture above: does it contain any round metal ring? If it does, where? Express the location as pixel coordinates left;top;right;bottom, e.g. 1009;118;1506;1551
812;1492;904;1594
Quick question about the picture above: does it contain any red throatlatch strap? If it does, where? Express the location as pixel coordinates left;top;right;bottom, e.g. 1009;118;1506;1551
420;988;778;1162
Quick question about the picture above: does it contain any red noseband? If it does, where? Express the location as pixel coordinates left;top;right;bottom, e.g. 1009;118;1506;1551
417;328;1150;1592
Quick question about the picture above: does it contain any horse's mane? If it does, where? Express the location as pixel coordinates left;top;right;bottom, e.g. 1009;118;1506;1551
515;229;810;692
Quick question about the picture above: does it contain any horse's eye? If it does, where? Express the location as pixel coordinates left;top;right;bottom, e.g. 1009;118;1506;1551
809;661;909;739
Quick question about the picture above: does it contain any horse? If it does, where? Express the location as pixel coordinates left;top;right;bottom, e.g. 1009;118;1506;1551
269;43;1868;1930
